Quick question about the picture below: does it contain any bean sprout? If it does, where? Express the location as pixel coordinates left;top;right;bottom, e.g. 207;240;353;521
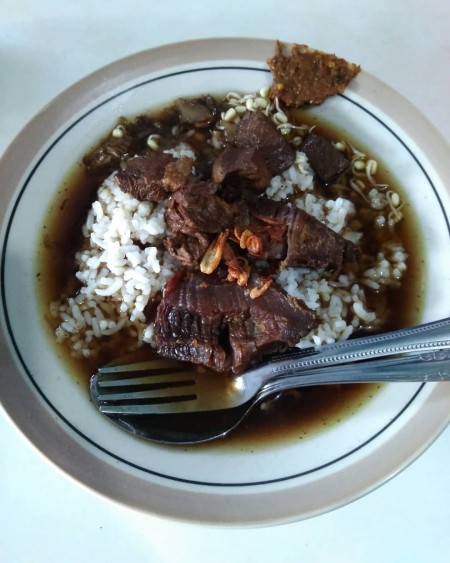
349;178;370;202
147;134;161;150
351;159;366;177
221;107;237;122
334;141;347;152
351;146;366;159
386;190;404;224
112;125;125;138
365;159;378;184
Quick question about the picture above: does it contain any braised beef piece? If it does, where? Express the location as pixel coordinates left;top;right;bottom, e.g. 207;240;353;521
212;147;272;191
301;132;349;184
163;232;210;268
175;96;218;128
83;135;132;176
155;270;316;374
164;184;359;270
267;41;360;107
165;182;246;235
164;182;238;266
251;199;359;269
284;206;359;268
235;111;295;174
116;152;192;202
116;152;171;201
163;156;194;192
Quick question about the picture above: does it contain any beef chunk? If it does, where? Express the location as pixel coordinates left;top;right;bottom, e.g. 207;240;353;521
284;206;358;269
164;182;250;266
175;96;218;128
268;41;360;108
116;152;172;201
162;156;194;191
301;132;349;183
165;182;242;235
116;152;191;202
163;232;210;267
212;147;272;191
164;188;359;270
155;271;316;374
252;198;359;269
235;111;295;174
83;135;132;176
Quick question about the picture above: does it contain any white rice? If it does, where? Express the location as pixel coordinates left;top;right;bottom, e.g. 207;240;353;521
265;151;314;199
51;106;408;358
51;176;177;357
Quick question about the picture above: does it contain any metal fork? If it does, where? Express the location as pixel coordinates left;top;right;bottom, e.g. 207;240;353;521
90;317;450;415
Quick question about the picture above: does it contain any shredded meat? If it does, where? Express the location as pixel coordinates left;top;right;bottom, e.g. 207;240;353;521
268;41;360;107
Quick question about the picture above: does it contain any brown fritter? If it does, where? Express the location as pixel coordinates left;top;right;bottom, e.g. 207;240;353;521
267;41;360;107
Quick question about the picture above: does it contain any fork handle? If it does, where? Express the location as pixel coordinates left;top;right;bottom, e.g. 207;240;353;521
258;349;450;400
262;317;450;380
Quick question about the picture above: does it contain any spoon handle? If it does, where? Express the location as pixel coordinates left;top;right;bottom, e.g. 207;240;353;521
259;348;450;400
263;317;450;379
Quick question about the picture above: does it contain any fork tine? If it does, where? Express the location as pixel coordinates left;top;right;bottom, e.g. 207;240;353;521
96;371;195;388
97;384;196;402
99;399;198;415
95;365;198;409
98;358;188;375
91;358;244;415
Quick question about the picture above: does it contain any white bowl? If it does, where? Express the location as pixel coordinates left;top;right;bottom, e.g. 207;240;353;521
1;38;450;526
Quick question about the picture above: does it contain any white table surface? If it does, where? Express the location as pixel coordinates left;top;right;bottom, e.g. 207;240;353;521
1;1;449;561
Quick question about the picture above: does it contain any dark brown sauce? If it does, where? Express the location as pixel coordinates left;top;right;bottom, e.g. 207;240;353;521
35;101;426;450
205;383;383;452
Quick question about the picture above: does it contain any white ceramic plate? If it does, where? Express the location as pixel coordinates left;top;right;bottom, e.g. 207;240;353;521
1;38;450;526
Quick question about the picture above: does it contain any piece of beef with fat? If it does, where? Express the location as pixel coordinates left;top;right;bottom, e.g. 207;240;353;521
163;232;210;267
212;147;272;192
155;270;316;374
116;152;192;202
301;132;349;184
165;182;247;236
83;135;132;176
251;198;359;269
235;111;295;174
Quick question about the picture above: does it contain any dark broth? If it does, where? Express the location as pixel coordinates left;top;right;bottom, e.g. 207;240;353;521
35;100;426;450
